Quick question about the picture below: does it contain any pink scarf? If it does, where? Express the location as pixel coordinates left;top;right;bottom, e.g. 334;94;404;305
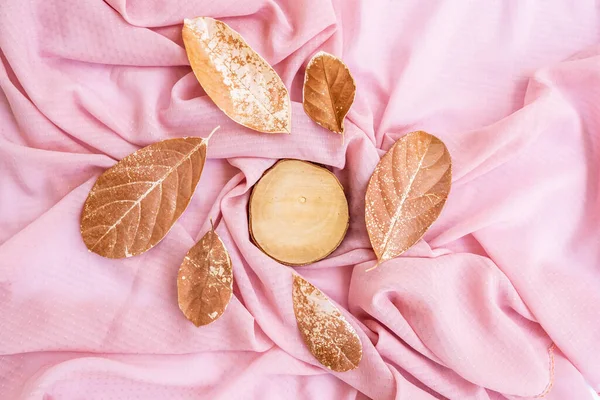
1;0;599;398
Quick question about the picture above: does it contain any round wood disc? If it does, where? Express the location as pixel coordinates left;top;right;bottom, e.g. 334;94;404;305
249;159;349;266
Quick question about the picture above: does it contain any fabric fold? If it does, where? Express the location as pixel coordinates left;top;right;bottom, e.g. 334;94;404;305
1;0;599;399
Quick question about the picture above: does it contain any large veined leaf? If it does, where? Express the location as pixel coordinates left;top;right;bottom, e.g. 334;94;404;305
80;129;217;258
365;131;452;267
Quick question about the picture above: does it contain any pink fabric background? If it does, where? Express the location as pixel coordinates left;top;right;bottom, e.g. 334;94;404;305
1;0;599;399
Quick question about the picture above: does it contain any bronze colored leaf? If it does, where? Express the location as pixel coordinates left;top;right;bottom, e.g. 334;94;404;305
365;131;452;267
292;274;362;372
80;128;218;258
303;51;356;134
177;224;233;327
182;17;291;134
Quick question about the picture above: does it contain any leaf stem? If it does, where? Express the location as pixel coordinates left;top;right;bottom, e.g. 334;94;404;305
206;126;220;143
365;260;380;273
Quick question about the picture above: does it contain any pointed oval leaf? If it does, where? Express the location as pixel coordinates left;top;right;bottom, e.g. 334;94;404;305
365;131;452;265
183;17;291;134
177;226;233;326
292;274;362;372
80;135;212;258
303;51;356;134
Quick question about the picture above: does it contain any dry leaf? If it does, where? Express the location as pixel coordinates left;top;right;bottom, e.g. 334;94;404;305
182;17;291;134
303;51;356;134
80;128;218;258
365;131;451;267
177;223;233;327
292;274;362;372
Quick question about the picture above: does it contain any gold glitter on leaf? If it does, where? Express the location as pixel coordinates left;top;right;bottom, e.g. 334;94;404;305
365;131;452;268
303;52;356;135
80;127;218;259
177;223;233;327
292;274;362;372
182;17;291;134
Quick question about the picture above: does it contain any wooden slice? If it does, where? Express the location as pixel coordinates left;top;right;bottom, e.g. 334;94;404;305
249;160;349;266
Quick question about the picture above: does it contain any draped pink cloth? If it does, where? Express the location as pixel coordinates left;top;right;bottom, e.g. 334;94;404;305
1;1;599;399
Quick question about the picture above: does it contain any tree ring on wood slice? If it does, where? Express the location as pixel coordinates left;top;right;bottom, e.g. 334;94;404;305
249;159;349;266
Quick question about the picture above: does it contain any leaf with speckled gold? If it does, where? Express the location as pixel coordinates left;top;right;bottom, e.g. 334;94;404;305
177;224;233;326
292;274;362;372
365;131;452;268
183;17;291;134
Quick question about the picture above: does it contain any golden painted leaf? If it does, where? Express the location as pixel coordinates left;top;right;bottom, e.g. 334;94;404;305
365;131;452;266
182;17;291;134
303;51;356;134
177;224;233;327
80;129;217;258
292;274;362;372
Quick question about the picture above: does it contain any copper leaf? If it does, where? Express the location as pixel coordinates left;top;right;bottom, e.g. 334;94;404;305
177;224;233;326
365;131;452;267
292;274;362;372
303;51;356;135
80;128;218;258
182;17;291;134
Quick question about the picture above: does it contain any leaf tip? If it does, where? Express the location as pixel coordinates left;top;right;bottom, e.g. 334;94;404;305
292;273;302;285
313;50;330;60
